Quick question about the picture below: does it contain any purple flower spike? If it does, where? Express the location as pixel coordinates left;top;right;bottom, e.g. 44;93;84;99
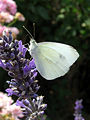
75;100;83;112
0;32;47;120
17;96;47;119
74;99;85;120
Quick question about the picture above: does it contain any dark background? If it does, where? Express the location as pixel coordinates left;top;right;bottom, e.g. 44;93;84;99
0;0;90;120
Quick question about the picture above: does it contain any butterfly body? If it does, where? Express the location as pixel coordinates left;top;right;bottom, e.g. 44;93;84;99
29;39;38;55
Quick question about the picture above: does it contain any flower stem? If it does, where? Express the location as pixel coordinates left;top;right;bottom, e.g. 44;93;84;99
7;18;18;27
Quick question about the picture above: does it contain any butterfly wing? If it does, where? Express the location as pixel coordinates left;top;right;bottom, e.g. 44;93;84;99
31;42;79;80
38;42;79;66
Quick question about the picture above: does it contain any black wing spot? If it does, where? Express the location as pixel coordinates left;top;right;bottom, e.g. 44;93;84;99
59;54;65;60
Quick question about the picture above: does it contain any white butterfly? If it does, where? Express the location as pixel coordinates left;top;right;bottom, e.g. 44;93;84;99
29;38;79;80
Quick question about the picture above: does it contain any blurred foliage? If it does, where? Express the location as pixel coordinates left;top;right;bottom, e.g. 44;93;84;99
0;0;90;120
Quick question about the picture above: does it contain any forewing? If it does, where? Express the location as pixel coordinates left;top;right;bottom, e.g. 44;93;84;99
38;42;79;66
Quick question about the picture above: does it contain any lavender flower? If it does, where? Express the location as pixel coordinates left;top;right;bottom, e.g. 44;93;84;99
0;32;47;120
74;99;85;120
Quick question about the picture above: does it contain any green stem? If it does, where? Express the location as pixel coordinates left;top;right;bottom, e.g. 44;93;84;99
7;18;18;27
37;116;42;120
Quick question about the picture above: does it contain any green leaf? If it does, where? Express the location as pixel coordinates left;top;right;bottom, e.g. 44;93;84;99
80;30;86;35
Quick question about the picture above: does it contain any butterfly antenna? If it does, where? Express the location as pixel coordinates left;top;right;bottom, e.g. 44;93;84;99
23;26;34;39
33;23;35;38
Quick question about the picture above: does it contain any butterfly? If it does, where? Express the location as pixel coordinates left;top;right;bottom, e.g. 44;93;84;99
23;26;79;80
29;38;79;80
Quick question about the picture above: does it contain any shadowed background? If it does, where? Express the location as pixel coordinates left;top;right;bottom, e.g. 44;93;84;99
0;0;90;120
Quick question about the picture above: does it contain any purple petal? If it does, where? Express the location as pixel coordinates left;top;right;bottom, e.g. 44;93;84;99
32;93;38;98
6;62;12;70
23;99;30;106
18;40;27;57
29;59;36;69
23;64;31;76
31;69;38;78
18;40;23;52
0;60;6;69
5;88;14;96
23;47;27;57
16;100;25;108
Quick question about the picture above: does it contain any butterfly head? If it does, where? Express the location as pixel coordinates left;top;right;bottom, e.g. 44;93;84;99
29;38;38;55
30;38;36;44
